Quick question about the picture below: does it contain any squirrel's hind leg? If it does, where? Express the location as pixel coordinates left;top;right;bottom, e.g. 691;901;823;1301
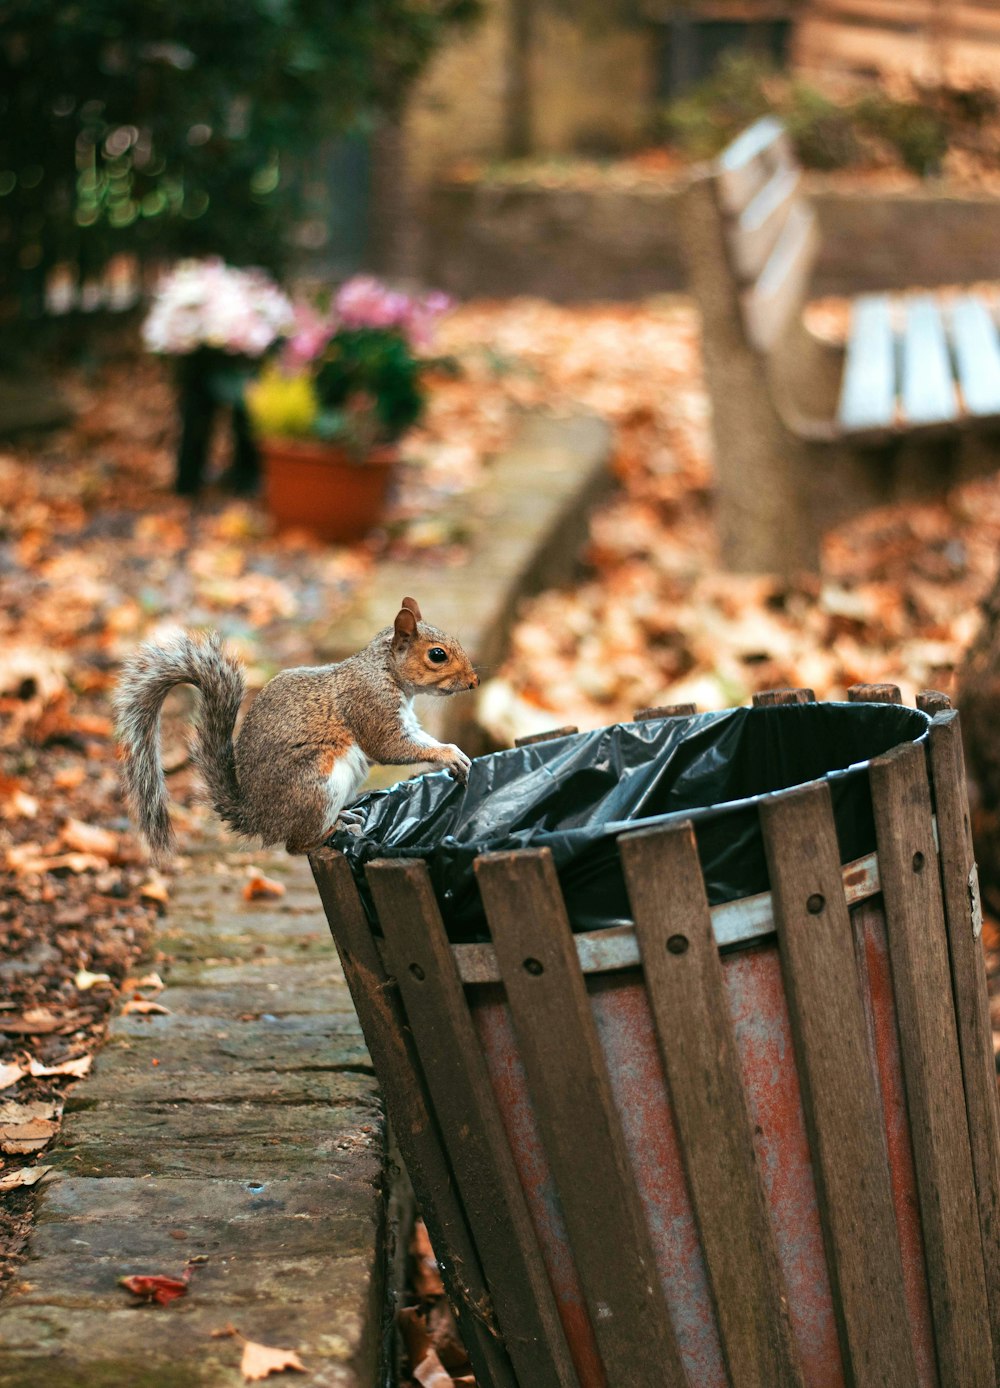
283;742;369;854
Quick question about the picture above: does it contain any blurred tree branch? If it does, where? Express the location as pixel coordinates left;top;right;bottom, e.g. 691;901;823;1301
0;0;480;323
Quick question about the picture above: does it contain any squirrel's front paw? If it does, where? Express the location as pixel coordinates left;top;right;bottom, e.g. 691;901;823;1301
444;745;471;784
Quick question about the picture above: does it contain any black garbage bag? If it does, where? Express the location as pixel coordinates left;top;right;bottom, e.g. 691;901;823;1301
329;703;930;944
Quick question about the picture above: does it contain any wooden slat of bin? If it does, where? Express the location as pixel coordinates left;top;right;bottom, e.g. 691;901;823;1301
752;688;816;706
848;683;902;704
916;689;951;714
309;851;519;1388
928;712;1000;1367
475;848;687;1388
515;726;579;748
366;857;580;1388
869;742;995;1387
619;822;804;1388
634;703;697;721
759;784;917;1384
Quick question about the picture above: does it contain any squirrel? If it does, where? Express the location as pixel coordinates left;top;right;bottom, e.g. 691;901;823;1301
114;596;479;860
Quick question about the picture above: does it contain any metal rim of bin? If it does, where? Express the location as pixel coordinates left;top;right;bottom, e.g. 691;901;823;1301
310;689;1000;1388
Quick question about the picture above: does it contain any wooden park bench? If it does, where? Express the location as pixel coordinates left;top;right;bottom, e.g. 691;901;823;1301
682;115;1000;572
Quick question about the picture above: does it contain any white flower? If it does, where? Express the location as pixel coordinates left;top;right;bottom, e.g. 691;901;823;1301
141;257;294;357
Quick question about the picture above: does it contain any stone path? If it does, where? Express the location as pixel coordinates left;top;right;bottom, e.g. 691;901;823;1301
0;846;385;1388
0;407;613;1387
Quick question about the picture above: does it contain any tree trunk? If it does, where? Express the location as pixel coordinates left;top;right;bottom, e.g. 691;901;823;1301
504;0;533;159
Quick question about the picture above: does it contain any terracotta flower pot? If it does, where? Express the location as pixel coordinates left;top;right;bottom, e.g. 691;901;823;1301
260;436;397;543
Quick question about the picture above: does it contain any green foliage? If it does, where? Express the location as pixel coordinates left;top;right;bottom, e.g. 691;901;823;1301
782;82;859;171
314;327;425;442
853;94;948;176
0;0;479;313
659;54;772;161
658;53;951;176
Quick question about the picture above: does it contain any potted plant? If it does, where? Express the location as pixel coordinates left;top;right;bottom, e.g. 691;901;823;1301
246;276;451;543
142;258;294;496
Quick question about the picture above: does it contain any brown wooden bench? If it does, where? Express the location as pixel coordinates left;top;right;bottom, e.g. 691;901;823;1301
682;115;1000;572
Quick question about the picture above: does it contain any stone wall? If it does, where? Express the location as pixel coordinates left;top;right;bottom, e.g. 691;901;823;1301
403;2;656;187
422;176;1000;301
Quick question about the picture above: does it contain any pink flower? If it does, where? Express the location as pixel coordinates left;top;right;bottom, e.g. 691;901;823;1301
332;276;452;348
283;302;333;369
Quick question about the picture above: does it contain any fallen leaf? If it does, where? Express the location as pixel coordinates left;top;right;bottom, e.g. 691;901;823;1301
119;1271;190;1306
6;845;109;876
242;873;286;902
0;1062;27;1091
0;1010;63;1035
399;1306;430;1373
0;1119;59;1154
0;787;39;820
27;1054;92;1079
53;765;86;790
0;1165;52;1191
120;999;170;1016
240;1340;307;1381
123;971;164;994
413;1347;454;1388
60;818;119;859
75;968;112;990
411;1219;445;1299
140;877;169;907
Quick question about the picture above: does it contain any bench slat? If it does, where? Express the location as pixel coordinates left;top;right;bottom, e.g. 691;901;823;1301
731;165;803;283
900;297;958;427
951;295;1000;418
742;199;819;353
838;295;896;433
717;116;788;216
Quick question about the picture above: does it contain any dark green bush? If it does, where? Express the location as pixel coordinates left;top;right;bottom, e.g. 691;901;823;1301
658;52;954;178
783;83;860;170
658;54;773;160
854;94;949;176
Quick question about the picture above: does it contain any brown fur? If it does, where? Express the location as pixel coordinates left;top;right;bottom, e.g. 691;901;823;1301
115;598;478;858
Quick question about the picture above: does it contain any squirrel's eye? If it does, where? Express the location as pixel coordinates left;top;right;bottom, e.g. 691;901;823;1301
427;647;448;665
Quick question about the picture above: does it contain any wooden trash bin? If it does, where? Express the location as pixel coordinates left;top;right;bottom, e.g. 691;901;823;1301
309;690;1000;1388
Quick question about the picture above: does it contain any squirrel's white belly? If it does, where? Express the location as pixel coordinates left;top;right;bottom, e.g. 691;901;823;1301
325;742;369;819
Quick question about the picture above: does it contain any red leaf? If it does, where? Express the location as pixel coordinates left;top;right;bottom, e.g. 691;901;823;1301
118;1271;191;1306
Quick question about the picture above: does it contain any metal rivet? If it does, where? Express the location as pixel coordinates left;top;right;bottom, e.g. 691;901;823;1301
913;851;925;873
523;957;544;976
409;963;426;981
807;893;825;915
666;934;689;955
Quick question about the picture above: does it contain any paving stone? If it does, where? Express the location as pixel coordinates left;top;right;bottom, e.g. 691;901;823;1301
51;1101;382;1179
95;1029;371;1075
158;960;346;992
0;1301;374;1388
74;1064;375;1109
109;1013;363;1041
10;1251;372;1312
140;984;359;1019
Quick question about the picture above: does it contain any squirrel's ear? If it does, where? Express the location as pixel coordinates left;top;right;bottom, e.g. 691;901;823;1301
401;596;422;622
393;606;417;649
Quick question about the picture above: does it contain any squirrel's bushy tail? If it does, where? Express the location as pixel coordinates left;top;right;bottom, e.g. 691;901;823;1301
114;631;247;860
